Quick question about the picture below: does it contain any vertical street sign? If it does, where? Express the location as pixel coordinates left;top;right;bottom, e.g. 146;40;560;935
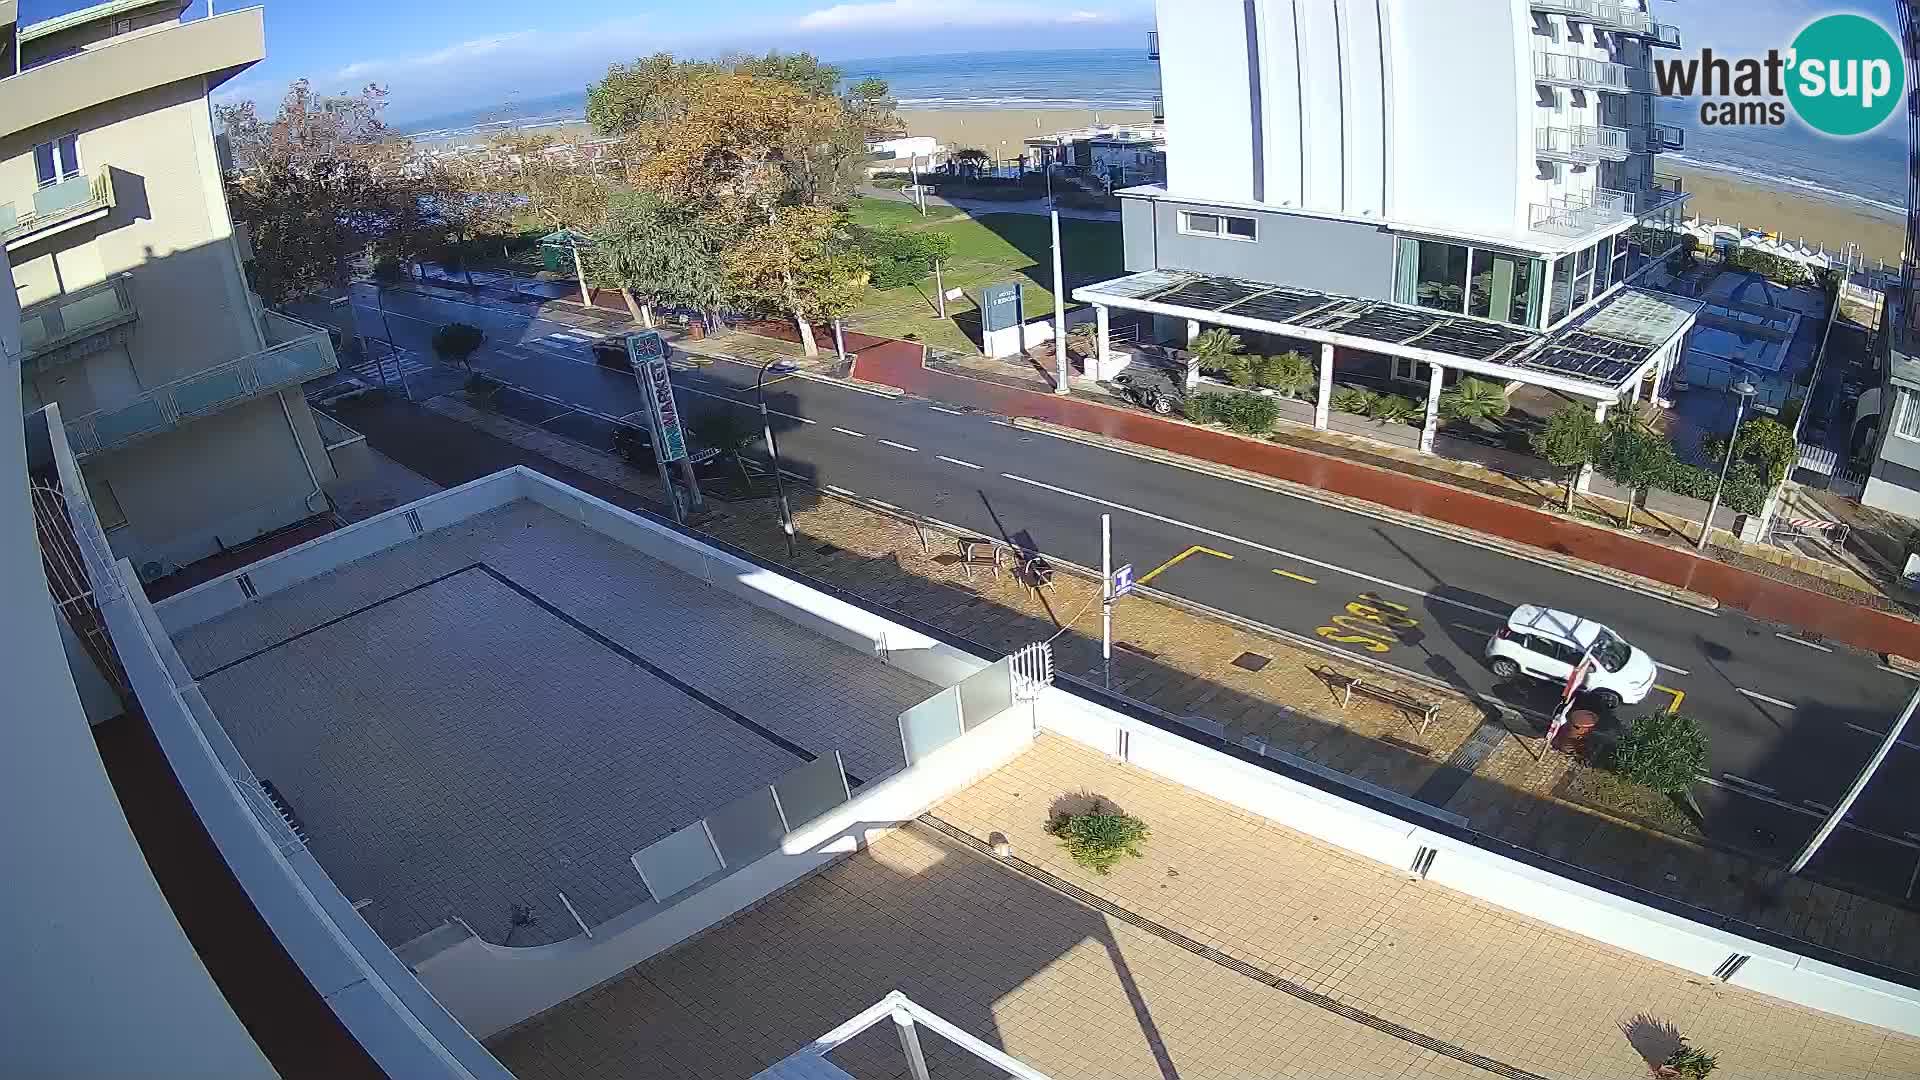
627;331;686;463
979;282;1024;333
1110;563;1135;598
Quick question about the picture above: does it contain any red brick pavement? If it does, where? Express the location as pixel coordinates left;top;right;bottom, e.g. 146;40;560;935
852;343;1920;660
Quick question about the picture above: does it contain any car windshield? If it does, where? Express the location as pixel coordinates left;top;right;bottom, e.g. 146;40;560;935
1591;630;1632;672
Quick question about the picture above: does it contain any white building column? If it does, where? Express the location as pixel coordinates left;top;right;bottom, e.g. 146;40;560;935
1186;319;1201;345
1419;363;1446;454
1577;399;1610;493
1627;374;1643;406
1094;303;1111;378
1315;343;1334;430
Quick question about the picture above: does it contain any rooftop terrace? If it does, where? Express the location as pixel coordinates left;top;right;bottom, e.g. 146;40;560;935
171;499;934;947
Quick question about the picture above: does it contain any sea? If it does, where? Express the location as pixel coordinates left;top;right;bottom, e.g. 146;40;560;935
397;47;1906;217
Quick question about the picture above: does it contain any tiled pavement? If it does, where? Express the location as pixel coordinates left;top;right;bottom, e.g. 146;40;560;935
490;736;1920;1079
174;501;935;947
349;390;1920;981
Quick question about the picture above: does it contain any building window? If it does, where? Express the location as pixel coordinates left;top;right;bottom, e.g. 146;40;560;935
111;17;135;35
33;134;81;188
1406;239;1469;313
1178;210;1257;242
1897;388;1920;441
1468;250;1543;326
81;468;128;531
1547;256;1573;325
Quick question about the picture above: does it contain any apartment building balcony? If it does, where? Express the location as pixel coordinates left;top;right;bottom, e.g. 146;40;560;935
1152;94;1164;121
1;167;113;250
1651;22;1682;48
1529;189;1632;238
1535;125;1631;164
1147;29;1158;59
1530;0;1654;36
1649;121;1684;151
19;273;136;373
62;330;339;460
1533;51;1629;93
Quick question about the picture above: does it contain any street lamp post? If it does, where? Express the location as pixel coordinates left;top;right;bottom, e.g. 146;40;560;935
1695;378;1757;550
758;357;800;559
1046;163;1069;396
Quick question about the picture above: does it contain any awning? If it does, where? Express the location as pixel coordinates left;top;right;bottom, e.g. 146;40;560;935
1075;270;1702;400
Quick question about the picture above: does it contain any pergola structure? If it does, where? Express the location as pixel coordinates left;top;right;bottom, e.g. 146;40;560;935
1073;270;1701;456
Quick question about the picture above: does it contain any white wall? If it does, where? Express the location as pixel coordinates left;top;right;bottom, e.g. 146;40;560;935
1158;0;1257;203
413;704;1038;1039
1036;687;1920;1038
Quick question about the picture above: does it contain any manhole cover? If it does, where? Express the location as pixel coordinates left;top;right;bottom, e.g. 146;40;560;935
1232;651;1272;672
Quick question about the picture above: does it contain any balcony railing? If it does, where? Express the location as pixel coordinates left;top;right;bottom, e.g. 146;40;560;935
1531;0;1654;35
1530;189;1633;238
1651;22;1681;48
63;331;340;459
1147;29;1159;59
1152;94;1164;121
19;274;138;370
1533;51;1629;92
0;167;114;247
1535;125;1631;163
1650;121;1684;151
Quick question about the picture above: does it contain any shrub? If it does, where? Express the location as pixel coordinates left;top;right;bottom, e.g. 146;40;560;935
1331;386;1377;415
1366;394;1422;424
372;256;406;284
1726;244;1811;286
1439;377;1511;423
432;322;485;369
1181;392;1232;424
1220;392;1282;435
1190;327;1246;376
1610;711;1709;795
1046;808;1149;874
1252;351;1315;397
1662;1039;1719;1079
1220;353;1255;388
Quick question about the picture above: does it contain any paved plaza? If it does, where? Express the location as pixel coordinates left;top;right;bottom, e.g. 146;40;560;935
174;501;935;946
492;736;1920;1079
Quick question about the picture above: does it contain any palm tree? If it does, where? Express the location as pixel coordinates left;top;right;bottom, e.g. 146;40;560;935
1189;327;1245;376
1254;351;1315;398
1439;377;1512;424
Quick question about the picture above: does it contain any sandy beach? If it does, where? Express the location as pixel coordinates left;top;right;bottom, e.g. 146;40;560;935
896;109;1906;264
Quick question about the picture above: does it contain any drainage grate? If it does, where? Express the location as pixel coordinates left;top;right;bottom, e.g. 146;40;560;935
912;816;1550;1080
1232;651;1272;672
1412;719;1508;808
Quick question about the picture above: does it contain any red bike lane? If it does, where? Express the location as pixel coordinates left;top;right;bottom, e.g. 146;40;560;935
849;341;1920;662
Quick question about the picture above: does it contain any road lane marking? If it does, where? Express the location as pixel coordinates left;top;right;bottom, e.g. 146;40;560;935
1271;568;1317;584
880;439;919;452
673;384;815;423
825;485;857;496
1805;799;1833;812
1451;623;1492;636
989;420;1016;428
1736;687;1797;710
1844;722;1920;750
1136;545;1233;586
1653;685;1685;714
832;427;867;438
1775;633;1834;652
1001;472;1506;619
938;455;983;470
928;406;968;415
1699;777;1920;850
1881;664;1920;681
1656;662;1691;676
1721;773;1776;794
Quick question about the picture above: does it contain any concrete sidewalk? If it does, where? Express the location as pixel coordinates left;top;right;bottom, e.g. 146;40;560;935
849;344;1920;662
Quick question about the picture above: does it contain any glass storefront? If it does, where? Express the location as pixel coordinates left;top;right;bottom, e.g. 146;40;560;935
1396;238;1545;328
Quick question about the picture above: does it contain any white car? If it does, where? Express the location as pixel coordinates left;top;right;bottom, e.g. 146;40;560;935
1485;605;1657;709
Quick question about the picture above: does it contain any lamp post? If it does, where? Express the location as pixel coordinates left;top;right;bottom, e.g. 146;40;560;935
1046;163;1069;395
758;357;800;559
1696;377;1757;551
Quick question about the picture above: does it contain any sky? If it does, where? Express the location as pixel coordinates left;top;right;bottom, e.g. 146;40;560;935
17;0;1905;123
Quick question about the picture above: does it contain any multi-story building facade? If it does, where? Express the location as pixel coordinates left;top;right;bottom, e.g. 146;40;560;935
1078;1;1702;458
3;0;338;580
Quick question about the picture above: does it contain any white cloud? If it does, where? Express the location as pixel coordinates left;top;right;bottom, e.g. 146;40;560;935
795;0;1113;32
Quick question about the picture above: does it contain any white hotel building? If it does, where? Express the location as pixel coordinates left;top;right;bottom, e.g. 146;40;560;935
1080;0;1701;454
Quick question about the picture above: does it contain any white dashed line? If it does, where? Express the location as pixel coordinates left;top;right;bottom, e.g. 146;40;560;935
1775;633;1834;652
880;439;919;452
928;405;967;416
1000;472;1505;619
824;485;857;496
1736;687;1797;710
1720;773;1777;795
938;455;983;470
546;333;587;344
989;420;1016;428
1655;662;1691;676
871;499;899;509
832;427;867;438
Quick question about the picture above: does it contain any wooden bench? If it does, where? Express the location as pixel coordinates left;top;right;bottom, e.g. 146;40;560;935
956;537;1004;582
1321;669;1441;736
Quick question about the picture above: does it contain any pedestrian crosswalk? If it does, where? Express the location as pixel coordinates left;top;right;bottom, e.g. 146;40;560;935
347;350;435;387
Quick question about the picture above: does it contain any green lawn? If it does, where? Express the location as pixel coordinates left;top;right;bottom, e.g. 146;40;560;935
844;197;1124;352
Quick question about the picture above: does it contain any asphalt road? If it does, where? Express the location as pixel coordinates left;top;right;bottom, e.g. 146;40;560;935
339;282;1920;902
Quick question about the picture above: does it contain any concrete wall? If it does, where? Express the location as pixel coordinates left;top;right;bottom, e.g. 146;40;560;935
413;704;1037;1039
1135;196;1397;297
1121;195;1156;272
1157;0;1257;203
1036;686;1920;1038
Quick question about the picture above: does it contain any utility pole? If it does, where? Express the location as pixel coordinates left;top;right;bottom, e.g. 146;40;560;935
1788;685;1920;875
569;233;590;308
933;259;947;319
1048;164;1069;395
833;318;848;365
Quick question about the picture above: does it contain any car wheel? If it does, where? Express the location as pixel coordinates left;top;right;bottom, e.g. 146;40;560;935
1587;689;1623;711
1489;658;1520;679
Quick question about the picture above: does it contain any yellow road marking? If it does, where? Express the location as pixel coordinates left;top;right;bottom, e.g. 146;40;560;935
1271;568;1317;584
1654;685;1685;713
1136;544;1233;586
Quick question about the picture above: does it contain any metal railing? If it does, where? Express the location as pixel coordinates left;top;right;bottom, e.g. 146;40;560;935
1652;21;1682;47
1147;29;1159;58
64;331;340;458
1531;0;1654;34
1650;121;1685;151
754;991;1056;1080
19;273;137;367
1535;125;1631;163
1533;51;1629;91
1529;190;1632;237
1152;94;1164;121
1;167;113;245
